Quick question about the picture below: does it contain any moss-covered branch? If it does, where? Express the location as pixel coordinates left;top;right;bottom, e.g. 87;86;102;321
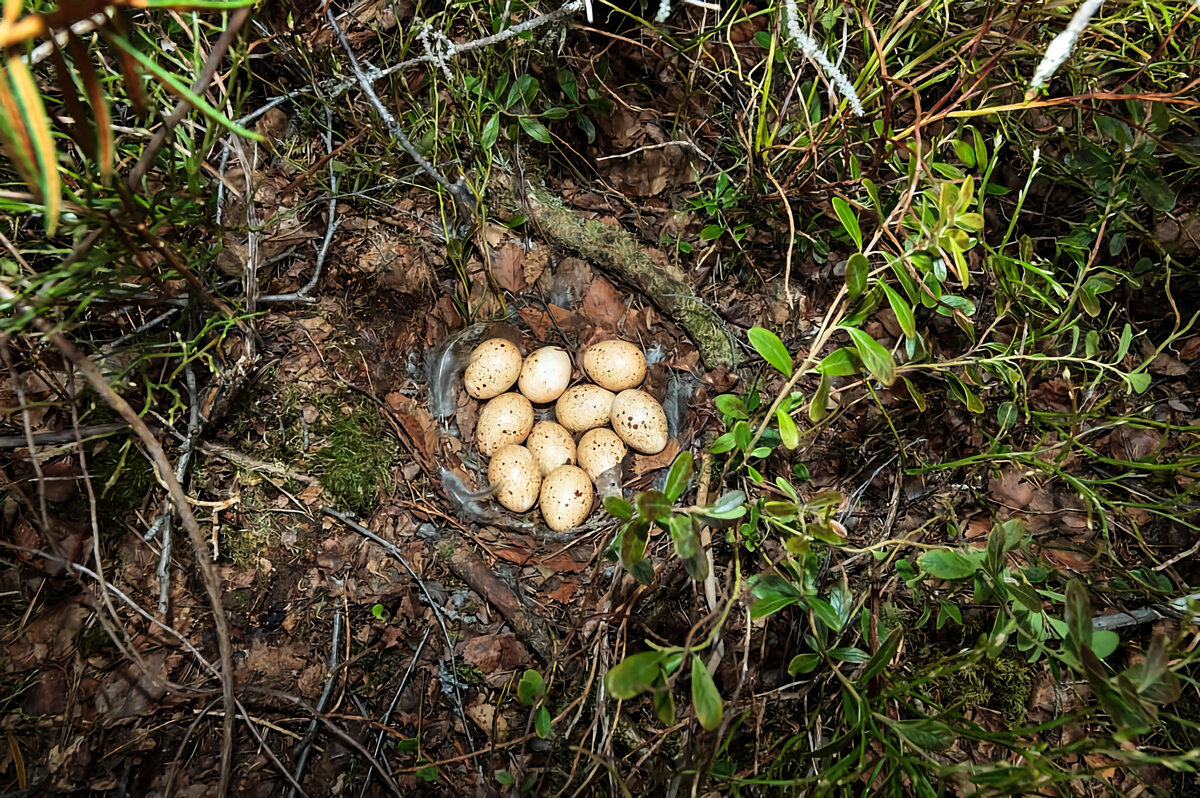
495;178;742;370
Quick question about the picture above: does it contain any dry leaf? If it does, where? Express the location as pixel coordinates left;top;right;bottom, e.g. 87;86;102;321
583;277;626;328
491;242;526;293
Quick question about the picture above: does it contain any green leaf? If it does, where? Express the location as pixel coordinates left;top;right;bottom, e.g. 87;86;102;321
776;408;799;449
1126;371;1151;394
481;113;501;148
955;212;985;232
664;452;694;501
534;705;552;738
862;628;903;681
1115;323;1134;362
748;327;793;377
710;431;736;454
668;514;700;559
832;196;863;250
893;719;955;751
620;519;650;570
845;253;869;302
880;283;916;338
809;596;844;632
733;420;752;451
997;401;1018;431
828;647;871;663
605;651;665;699
714;394;748;419
1135;174;1176;212
701;490;747;520
105;33;262;143
788;653;821;675
495;770;516;787
690;655;723;731
517;669;545;705
518;116;552;143
636;490;674;523
1065;580;1094;654
842;327;896;386
604;495;634;520
919;549;979;580
1093;630;1120;659
817;348;858;377
651;675;676;725
557;69;579;102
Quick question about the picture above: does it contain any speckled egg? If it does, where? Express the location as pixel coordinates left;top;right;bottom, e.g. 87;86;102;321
487;445;541;512
518;346;573;403
539;465;595;531
526;421;577;476
555;384;616;433
464;338;522;400
476;392;534;456
610;389;668;454
577;428;628;481
582;340;647;392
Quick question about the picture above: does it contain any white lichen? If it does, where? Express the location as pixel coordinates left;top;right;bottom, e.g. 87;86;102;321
1028;0;1105;92
782;0;865;116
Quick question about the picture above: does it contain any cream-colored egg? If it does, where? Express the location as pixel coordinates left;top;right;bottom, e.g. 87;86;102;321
488;445;541;512
555;384;616;432
464;338;522;400
476;392;534;456
518;346;573;403
577;428;628;481
526;421;577;476
610;389;668;454
539;465;595;531
582;340;647;391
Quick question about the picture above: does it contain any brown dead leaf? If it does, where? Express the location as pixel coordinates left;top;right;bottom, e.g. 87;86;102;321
491;242;526;293
989;469;1035;508
583;277;626;329
547;582;579;603
386;392;438;461
298;482;324;505
462;633;529;674
466;696;510;742
95;653;168;724
1179;336;1200;361
631;438;682;476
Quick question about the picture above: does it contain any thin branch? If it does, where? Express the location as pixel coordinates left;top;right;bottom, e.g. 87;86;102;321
0;282;239;798
326;7;475;224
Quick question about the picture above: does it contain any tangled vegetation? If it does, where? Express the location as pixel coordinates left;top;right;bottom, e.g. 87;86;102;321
2;0;1198;795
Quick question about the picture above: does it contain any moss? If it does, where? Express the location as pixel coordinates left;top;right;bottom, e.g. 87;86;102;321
222;509;276;569
224;378;397;516
934;655;1034;725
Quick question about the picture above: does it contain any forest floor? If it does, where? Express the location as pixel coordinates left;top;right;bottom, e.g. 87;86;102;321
2;1;1200;796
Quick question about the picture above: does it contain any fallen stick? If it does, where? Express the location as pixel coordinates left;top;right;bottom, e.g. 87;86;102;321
494;176;742;370
443;529;558;661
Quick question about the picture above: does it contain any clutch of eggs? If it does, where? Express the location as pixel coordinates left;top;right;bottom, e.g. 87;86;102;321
467;337;669;531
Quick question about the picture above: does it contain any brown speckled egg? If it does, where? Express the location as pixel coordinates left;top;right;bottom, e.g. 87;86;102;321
464;338;522;399
555;385;616;432
582;340;647;391
610;389;668;454
476;392;534;456
526;421;577;476
518;346;573;403
487;445;541;512
539;465;594;531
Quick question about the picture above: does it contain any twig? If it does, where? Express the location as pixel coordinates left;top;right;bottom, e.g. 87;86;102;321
128;6;253;189
261;107;338;304
360;628;431;798
1092;594;1200;632
0;422;136;449
0;282;239;798
197;441;318;484
595;140;703;162
320;504;483;778
288;610;343;798
326;7;475;224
